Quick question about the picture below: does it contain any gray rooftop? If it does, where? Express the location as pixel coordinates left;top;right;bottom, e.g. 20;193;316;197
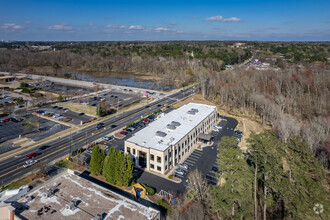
126;103;217;151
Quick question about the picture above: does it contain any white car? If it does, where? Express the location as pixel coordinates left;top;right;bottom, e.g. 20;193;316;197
23;159;38;168
178;163;189;170
214;125;222;129
212;128;219;132
174;168;185;176
52;114;61;118
102;136;112;141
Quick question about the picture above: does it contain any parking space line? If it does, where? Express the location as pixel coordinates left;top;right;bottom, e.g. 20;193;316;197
189;154;200;159
192;151;203;155
186;158;198;163
184;161;195;166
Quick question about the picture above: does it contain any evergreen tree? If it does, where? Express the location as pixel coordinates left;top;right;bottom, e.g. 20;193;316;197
89;145;105;176
123;154;133;186
210;137;253;219
103;147;117;184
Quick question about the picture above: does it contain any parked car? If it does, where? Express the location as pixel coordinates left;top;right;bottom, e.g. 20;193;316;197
212;166;219;173
39;145;50;150
52;106;58;108
120;131;127;135
102;136;112;141
142;119;150;123
174;168;184;176
212;128;219;132
214;125;222;129
23;159;38;168
87;149;93;154
157;104;162;107
64;109;69;112
3;118;9;122
52;114;61;118
26;152;41;159
234;130;243;135
78;112;85;116
58;107;63;110
126;127;135;132
178;163;189;170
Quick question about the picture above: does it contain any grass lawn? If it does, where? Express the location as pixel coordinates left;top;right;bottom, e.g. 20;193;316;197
60;103;97;116
55;159;77;169
1;177;30;192
0;82;10;85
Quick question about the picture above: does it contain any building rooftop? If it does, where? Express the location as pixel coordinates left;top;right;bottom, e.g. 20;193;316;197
17;170;159;220
126;103;217;151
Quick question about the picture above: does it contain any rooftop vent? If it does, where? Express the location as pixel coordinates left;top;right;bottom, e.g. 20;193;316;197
91;215;102;220
42;189;53;198
187;108;199;115
156;131;167;137
171;121;181;127
167;124;176;130
66;201;77;211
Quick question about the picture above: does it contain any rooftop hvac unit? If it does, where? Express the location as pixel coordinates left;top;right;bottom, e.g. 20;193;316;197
42;189;53;198
156;131;167;137
167;124;176;130
91;215;102;220
171;121;181;127
66;201;76;211
187;108;199;115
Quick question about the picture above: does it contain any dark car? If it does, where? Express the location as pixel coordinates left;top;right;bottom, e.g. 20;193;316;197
157;104;162;107
212;166;219;173
96;123;104;129
78;112;85;116
234;130;243;135
58;107;63;110
52;106;58;108
110;124;117;128
39;145;50;150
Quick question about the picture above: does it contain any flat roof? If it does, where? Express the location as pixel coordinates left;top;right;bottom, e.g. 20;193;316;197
127;103;216;152
17;170;159;220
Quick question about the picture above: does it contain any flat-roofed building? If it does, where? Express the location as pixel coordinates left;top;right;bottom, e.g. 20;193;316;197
125;103;217;174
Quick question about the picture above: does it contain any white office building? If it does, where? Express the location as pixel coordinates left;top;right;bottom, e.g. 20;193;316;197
125;103;217;175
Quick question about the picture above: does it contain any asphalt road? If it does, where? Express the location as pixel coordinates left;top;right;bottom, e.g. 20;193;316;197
0;87;196;187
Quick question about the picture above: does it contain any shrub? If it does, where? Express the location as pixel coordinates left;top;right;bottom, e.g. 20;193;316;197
141;184;155;195
157;199;172;214
168;175;173;179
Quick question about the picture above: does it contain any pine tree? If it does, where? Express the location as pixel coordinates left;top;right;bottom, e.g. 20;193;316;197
89;145;105;176
103;147;117;184
123;154;133;186
210;136;253;219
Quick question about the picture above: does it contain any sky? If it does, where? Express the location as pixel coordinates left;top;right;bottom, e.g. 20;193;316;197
0;0;329;41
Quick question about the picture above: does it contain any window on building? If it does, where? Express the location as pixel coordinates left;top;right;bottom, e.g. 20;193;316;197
150;154;154;161
165;155;167;162
157;156;161;163
150;163;154;169
157;166;161;171
165;165;167;171
127;147;131;153
133;149;136;155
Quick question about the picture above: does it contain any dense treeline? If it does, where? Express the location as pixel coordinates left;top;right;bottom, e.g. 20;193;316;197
200;63;330;168
0;41;251;86
171;133;329;219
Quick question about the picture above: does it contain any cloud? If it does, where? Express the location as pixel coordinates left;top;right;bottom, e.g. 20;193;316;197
205;15;242;22
48;24;74;32
155;27;171;32
128;25;144;30
169;22;176;26
105;24;128;29
0;23;23;30
25;21;33;24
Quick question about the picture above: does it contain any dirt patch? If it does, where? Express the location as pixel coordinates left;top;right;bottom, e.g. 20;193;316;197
60;103;97;116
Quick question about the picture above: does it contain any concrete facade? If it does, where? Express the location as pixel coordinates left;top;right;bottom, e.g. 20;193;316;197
125;103;217;174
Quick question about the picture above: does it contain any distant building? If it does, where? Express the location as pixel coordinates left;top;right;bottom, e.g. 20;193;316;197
125;103;217;175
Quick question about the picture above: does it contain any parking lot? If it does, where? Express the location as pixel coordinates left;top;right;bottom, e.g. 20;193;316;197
0;115;69;145
34;106;94;125
30;81;95;95
74;90;143;109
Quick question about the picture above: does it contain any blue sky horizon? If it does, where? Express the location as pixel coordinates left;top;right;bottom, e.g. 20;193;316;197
0;0;329;41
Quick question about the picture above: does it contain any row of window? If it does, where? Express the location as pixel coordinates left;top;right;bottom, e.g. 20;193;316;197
150;154;162;163
150;163;162;172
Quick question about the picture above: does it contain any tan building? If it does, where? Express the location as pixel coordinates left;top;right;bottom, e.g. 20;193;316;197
125;103;217;175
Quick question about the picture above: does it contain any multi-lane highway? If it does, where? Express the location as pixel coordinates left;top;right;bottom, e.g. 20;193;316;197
0;87;196;187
